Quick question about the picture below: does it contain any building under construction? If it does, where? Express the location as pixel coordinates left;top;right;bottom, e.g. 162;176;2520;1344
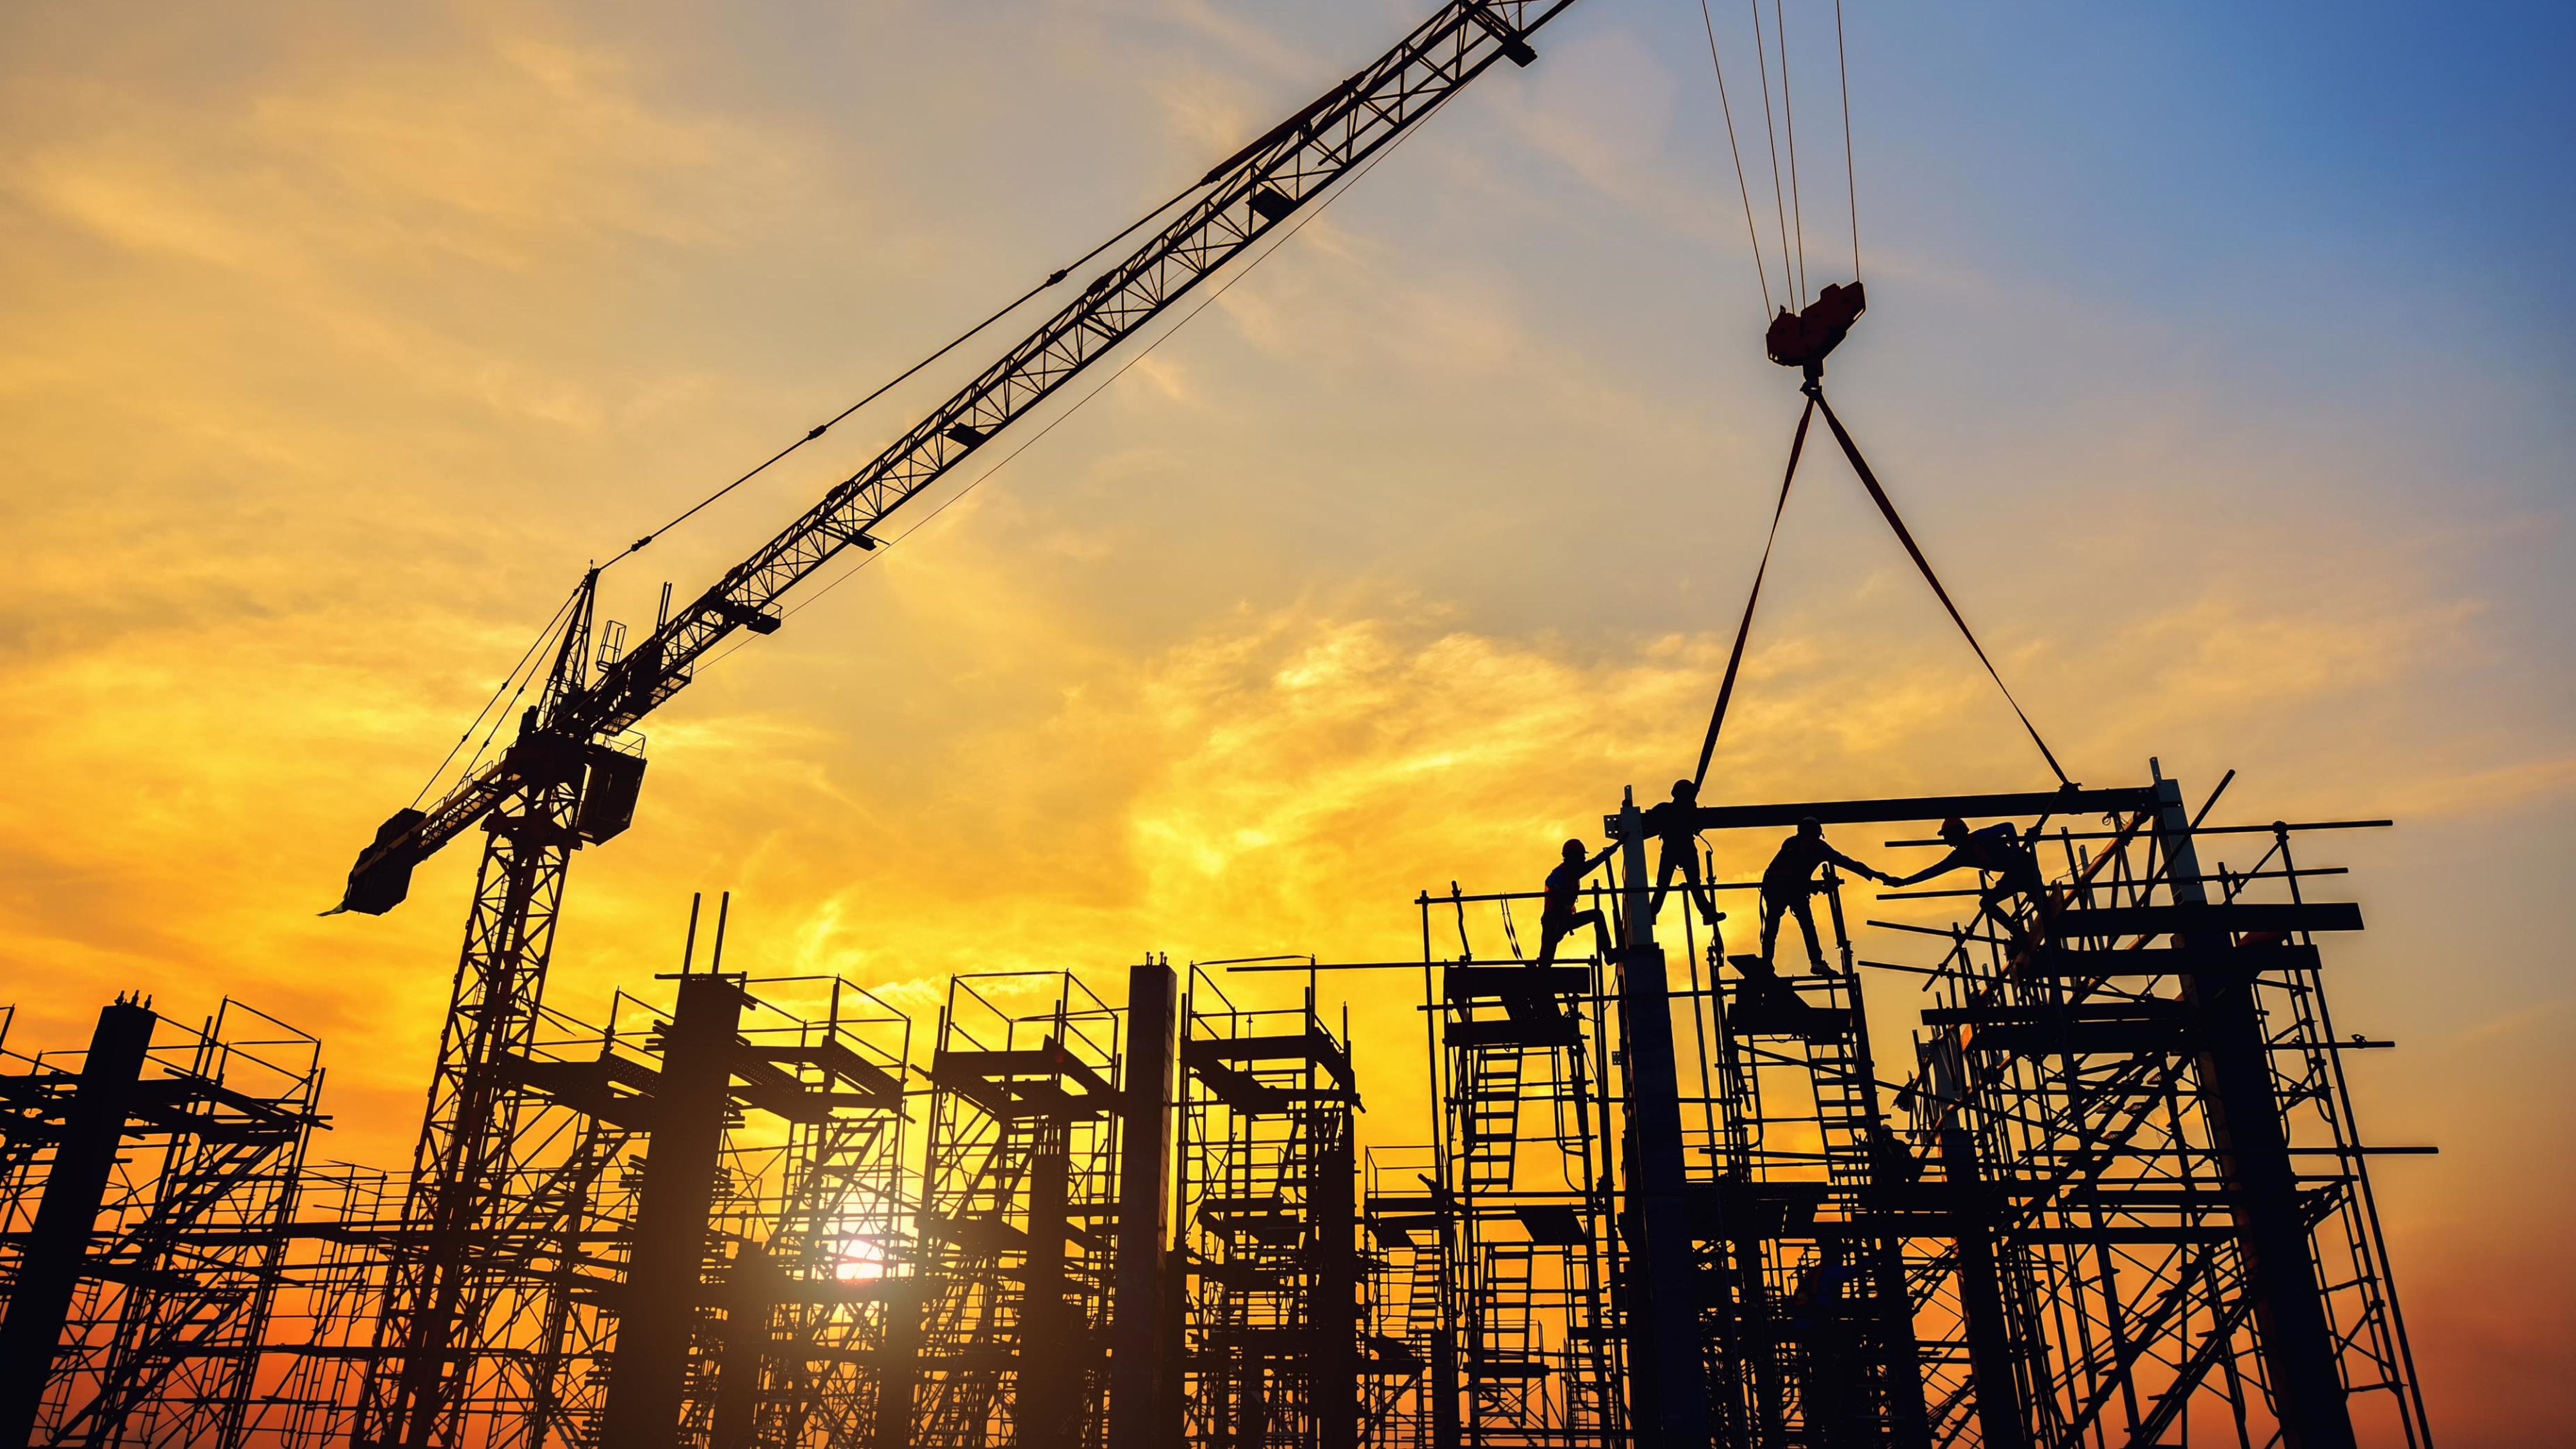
0;772;2434;1449
0;2;2441;1447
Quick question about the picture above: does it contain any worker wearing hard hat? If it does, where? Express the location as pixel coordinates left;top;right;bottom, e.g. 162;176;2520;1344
1886;817;2049;927
1643;779;1726;932
1534;838;1616;968
1756;817;1885;974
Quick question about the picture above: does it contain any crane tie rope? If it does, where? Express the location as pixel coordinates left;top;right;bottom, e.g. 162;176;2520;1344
1691;380;2071;792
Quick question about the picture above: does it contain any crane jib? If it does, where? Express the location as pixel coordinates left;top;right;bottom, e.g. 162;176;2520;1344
336;1;1578;912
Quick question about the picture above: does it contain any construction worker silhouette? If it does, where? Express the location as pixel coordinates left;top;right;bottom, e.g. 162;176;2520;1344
1644;779;1724;930
1535;838;1615;967
1887;817;2048;930
1758;817;1883;973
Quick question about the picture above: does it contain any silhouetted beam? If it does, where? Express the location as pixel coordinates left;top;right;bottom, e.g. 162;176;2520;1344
1643;787;2159;835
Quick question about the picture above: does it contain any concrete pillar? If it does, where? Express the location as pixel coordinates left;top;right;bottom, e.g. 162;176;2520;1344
600;972;746;1449
2154;776;2355;1449
0;999;156;1445
1110;960;1179;1449
1020;1144;1077;1449
1312;1112;1359;1449
1614;789;1713;1448
1940;1126;2030;1449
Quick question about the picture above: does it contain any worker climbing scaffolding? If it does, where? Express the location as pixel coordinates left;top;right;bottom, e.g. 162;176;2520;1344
1534;837;1616;967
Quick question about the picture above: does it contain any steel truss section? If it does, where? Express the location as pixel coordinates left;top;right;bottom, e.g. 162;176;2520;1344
244;1162;400;1449
1176;970;1362;1449
1415;885;1625;1449
0;997;327;1449
910;972;1128;1449
1899;776;2432;1449
358;988;646;1449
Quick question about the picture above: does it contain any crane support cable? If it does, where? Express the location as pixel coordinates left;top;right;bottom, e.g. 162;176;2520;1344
1810;387;2071;786
1691;393;1813;789
1695;0;1773;317
1692;385;2072;791
359;0;1580;885
1834;0;1859;279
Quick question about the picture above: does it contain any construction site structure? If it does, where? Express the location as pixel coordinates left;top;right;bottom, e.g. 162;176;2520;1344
0;997;328;1448
1393;770;2432;1449
327;6;1579;1431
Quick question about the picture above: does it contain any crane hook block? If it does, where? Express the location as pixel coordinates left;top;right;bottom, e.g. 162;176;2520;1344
1764;280;1866;372
338;808;429;916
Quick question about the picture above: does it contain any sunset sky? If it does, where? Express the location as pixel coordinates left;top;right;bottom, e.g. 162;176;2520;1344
2;1;2568;1440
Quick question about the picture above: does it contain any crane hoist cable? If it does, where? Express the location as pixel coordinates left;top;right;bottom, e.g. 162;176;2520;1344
1685;5;2067;791
1697;0;1861;317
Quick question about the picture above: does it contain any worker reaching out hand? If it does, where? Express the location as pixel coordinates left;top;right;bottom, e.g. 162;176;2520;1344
1535;838;1616;968
1886;817;2049;935
1758;817;1882;974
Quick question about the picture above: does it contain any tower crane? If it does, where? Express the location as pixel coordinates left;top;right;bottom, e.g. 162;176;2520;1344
331;4;1582;1443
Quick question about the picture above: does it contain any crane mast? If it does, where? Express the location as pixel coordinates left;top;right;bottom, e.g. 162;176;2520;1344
342;4;1580;1443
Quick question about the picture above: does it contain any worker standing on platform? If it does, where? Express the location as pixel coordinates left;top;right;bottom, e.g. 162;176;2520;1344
1645;779;1725;930
1758;817;1885;974
1535;838;1616;968
1886;817;2049;931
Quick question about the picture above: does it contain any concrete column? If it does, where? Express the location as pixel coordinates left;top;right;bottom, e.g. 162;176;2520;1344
1312;1112;1359;1449
1940;1126;2030;1449
1020;1144;1076;1449
600;972;746;1449
2155;776;2355;1449
872;1280;922;1449
1109;960;1179;1449
1614;789;1713;1448
0;998;156;1445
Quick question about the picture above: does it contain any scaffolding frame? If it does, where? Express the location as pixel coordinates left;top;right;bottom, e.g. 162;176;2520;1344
1414;884;1626;1449
0;998;327;1448
1176;967;1361;1449
911;971;1128;1449
1899;778;2433;1449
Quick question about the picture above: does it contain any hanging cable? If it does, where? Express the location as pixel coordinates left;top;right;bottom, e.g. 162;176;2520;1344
608;174;1211;568
1834;0;1860;280
1774;0;1807;307
1808;386;2072;785
1746;0;1795;310
1691;395;1815;789
406;583;584;809
1697;0;1773;318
